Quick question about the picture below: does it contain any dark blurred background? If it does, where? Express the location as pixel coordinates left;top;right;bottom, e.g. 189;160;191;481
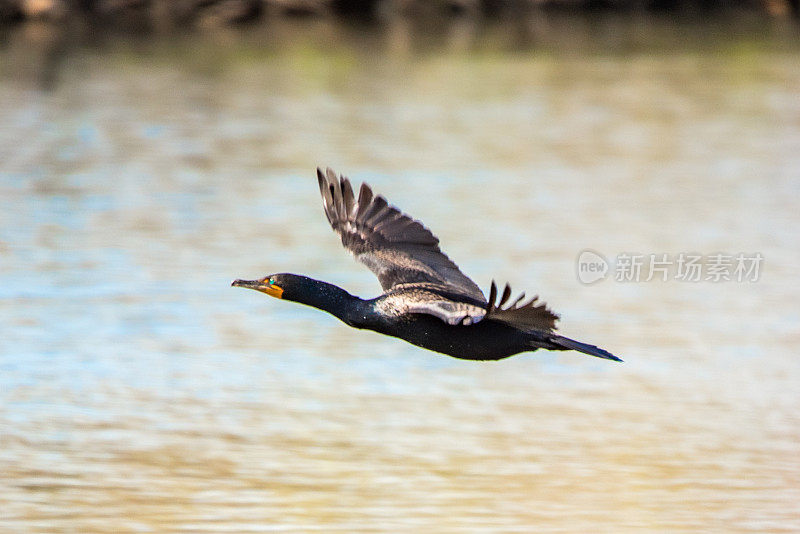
2;0;800;26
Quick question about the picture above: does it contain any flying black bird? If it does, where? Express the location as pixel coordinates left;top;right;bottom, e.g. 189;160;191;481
232;168;620;362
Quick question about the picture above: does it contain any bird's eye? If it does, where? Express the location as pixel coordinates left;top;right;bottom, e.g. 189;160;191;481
267;277;275;285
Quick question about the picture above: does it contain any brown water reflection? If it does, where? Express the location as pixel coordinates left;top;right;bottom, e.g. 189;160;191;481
1;18;800;533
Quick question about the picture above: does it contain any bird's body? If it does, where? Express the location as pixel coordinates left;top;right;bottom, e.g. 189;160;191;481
233;168;620;363
365;307;537;361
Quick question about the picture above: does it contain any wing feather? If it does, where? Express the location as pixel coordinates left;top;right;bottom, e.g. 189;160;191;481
317;167;484;302
403;299;486;326
341;178;355;216
378;284;487;326
485;280;560;332
355;183;373;220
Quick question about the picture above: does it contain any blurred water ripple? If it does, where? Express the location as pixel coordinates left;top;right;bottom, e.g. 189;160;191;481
1;20;799;533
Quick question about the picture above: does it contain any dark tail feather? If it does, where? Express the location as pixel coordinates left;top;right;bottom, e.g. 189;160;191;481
548;335;623;362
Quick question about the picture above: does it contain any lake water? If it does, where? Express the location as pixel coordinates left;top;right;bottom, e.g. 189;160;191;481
1;16;799;532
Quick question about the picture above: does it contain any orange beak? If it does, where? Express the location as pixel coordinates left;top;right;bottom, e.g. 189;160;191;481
231;279;284;299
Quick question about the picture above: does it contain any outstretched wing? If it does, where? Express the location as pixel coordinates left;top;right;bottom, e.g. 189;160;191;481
378;281;558;329
317;167;485;302
485;281;559;332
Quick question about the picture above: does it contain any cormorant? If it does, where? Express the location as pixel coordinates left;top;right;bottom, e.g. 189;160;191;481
232;168;620;362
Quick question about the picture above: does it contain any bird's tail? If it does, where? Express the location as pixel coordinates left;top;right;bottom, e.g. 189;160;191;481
546;334;623;362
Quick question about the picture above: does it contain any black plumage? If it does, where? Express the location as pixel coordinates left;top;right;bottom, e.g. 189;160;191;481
232;168;620;362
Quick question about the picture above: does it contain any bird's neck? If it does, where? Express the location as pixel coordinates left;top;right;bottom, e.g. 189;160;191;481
297;279;372;327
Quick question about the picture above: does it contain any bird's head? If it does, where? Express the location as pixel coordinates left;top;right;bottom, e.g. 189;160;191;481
231;273;322;303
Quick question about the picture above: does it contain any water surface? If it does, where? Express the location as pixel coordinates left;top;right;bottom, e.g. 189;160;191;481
1;19;799;532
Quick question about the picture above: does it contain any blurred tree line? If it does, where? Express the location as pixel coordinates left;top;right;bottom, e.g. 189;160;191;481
1;0;798;27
